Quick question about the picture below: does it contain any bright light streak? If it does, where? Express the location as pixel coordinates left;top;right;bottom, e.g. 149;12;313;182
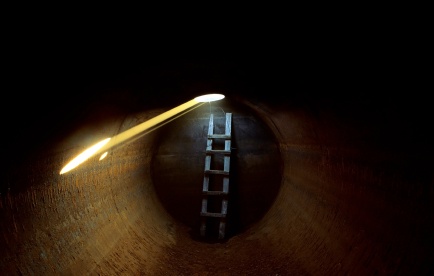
59;94;224;174
194;94;225;102
99;152;108;160
60;138;111;174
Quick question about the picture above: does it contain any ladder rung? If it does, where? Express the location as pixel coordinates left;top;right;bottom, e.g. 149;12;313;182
201;212;226;218
208;134;231;139
204;170;229;175
202;191;228;195
206;150;231;155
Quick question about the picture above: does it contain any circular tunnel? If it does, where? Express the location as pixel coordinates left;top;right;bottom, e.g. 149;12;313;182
1;58;433;275
151;99;282;240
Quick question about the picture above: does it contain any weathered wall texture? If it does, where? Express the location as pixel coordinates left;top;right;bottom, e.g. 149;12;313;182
243;101;433;274
0;109;177;275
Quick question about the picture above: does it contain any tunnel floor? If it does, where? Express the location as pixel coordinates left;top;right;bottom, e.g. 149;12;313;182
155;224;301;274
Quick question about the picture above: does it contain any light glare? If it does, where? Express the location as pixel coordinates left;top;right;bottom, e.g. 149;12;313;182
99;152;108;160
59;98;206;174
194;94;225;103
60;138;111;174
59;94;225;174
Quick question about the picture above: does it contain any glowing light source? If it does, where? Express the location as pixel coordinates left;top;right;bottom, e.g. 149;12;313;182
194;94;225;102
60;138;111;174
99;152;108;160
59;94;224;174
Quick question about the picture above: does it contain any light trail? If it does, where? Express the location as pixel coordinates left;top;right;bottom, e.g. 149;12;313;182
60;94;224;174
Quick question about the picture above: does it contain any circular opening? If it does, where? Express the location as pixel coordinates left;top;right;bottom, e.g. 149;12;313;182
194;93;225;102
151;98;283;241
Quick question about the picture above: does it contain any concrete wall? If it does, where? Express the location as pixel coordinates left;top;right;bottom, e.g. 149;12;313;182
1;93;432;274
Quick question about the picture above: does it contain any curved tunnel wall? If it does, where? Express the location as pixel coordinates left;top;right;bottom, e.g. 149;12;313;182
1;93;433;275
0;108;179;274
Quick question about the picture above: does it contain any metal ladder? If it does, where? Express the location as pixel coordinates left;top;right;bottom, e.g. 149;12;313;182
200;112;232;239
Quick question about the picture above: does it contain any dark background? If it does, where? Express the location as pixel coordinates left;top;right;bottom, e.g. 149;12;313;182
1;17;430;174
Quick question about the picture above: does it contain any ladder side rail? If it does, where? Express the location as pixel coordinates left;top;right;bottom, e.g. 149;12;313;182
201;114;215;237
225;113;232;135
219;113;232;239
